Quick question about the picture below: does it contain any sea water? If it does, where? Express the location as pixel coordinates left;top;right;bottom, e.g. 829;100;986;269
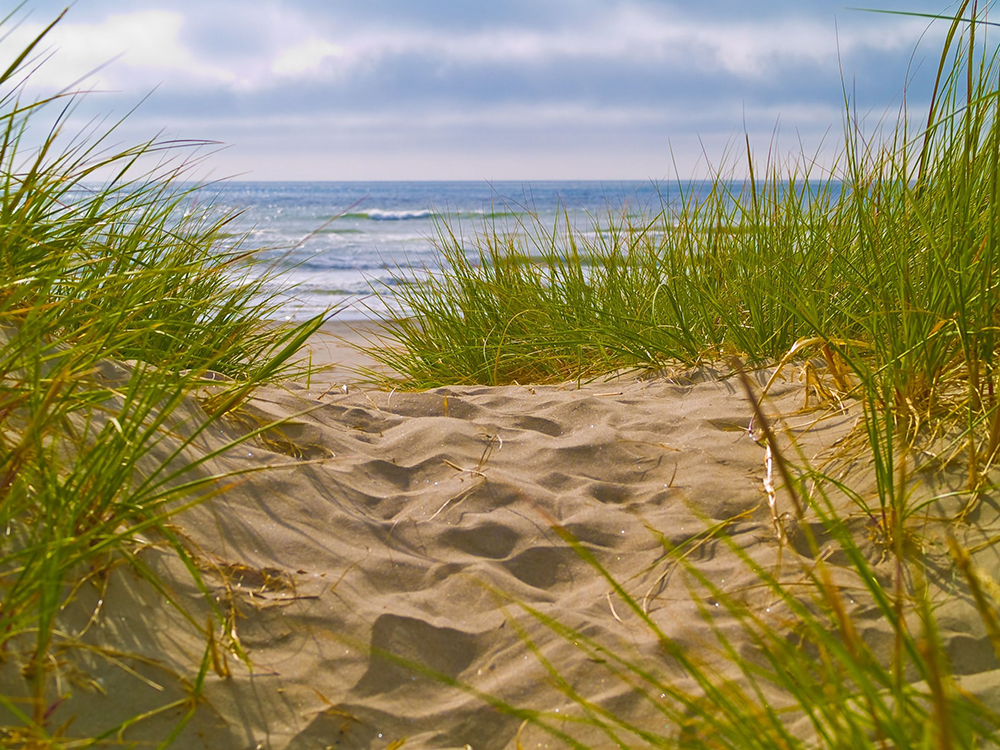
197;180;697;321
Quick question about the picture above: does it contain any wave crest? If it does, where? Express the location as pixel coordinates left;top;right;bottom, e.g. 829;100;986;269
342;209;439;221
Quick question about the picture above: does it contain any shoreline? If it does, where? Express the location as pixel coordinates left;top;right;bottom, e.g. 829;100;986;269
293;317;399;386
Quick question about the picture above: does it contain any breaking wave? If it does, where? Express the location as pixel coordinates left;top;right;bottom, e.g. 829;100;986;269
341;209;439;221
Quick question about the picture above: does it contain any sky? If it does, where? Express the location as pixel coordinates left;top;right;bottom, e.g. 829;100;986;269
3;1;967;181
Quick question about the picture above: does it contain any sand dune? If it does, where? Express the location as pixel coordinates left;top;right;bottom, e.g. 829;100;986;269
4;324;999;749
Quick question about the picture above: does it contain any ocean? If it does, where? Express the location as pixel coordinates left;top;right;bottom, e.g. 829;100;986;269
199;180;693;321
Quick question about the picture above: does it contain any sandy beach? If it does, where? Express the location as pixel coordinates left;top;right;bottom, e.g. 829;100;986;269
291;319;398;387
3;324;997;749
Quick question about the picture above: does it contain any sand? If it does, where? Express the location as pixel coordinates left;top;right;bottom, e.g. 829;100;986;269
292;319;398;387
3;321;1000;748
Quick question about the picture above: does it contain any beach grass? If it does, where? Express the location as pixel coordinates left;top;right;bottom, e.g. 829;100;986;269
365;1;999;476
0;9;322;744
358;1;1000;746
361;0;1000;529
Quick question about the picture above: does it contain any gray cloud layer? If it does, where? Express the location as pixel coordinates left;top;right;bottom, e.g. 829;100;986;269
8;1;962;179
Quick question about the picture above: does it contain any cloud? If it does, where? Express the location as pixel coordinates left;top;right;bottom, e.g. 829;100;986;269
140;99;847;135
1;1;955;179
8;1;935;95
227;5;931;88
2;10;238;92
271;37;345;78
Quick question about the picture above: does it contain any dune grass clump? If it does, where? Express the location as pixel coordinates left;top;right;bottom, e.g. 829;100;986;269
367;1;1000;476
0;10;322;745
359;2;1000;747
